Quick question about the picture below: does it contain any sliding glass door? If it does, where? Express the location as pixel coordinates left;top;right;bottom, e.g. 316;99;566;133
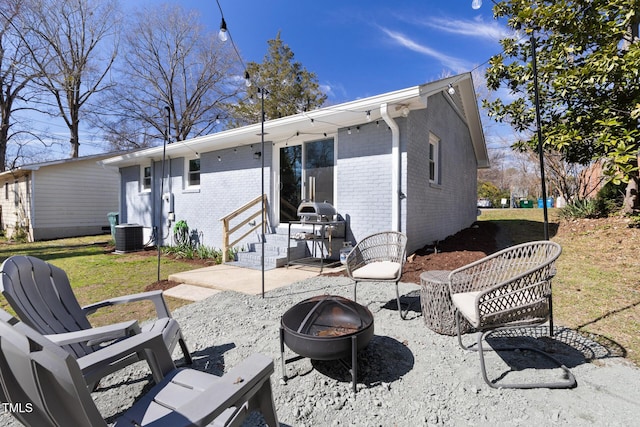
278;138;334;223
279;145;302;223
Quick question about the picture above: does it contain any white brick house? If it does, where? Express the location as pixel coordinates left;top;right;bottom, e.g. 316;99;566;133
101;73;488;260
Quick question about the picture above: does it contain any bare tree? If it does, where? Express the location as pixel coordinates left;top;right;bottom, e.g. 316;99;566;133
94;3;240;149
16;0;120;158
0;0;42;170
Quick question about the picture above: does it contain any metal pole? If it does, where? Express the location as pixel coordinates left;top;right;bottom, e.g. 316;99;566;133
531;35;550;241
530;34;553;336
158;106;170;282
261;88;266;298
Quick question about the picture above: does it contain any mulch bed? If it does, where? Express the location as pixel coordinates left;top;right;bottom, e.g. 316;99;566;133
325;221;498;284
139;221;499;290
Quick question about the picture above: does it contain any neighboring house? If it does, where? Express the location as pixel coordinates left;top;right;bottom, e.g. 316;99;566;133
0;154;120;241
101;73;489;265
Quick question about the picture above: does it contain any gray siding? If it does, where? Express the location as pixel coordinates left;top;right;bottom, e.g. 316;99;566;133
31;161;119;236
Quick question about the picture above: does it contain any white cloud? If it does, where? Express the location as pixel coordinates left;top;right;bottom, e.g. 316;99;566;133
319;81;348;101
380;27;472;73
422;16;513;43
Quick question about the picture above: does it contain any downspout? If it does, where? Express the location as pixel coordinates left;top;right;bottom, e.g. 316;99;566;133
380;103;401;232
28;172;35;242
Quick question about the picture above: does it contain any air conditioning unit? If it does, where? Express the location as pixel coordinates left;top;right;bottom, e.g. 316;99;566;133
115;224;143;253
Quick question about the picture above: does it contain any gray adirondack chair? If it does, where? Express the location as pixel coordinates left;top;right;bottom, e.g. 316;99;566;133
0;255;192;389
448;240;576;389
345;231;409;318
0;308;278;427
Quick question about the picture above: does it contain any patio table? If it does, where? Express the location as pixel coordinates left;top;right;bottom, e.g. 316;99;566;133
420;270;472;336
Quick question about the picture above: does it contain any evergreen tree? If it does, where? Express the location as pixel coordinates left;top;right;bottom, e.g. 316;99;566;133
231;32;327;125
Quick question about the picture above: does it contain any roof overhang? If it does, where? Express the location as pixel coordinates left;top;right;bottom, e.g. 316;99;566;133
101;73;489;169
0;152;123;180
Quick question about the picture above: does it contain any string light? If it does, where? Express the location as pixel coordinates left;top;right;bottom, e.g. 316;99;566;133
218;18;228;42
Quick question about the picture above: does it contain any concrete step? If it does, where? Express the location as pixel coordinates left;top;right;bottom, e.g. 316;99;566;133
248;242;308;258
236;251;288;269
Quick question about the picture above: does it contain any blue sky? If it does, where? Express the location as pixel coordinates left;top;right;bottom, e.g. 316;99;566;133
190;0;512;103
21;1;517;160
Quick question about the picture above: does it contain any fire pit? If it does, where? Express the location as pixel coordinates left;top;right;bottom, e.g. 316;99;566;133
280;295;374;393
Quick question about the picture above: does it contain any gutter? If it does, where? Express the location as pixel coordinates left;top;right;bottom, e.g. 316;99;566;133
380;103;401;232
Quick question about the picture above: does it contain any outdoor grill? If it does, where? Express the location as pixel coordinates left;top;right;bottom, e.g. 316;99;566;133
297;201;337;222
280;295;374;393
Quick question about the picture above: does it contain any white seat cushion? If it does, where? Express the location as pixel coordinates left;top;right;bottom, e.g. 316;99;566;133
352;261;401;280
451;291;482;327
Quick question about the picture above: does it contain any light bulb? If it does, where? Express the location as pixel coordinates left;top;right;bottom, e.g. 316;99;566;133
244;71;252;88
471;0;482;10
448;85;456;95
218;18;228;42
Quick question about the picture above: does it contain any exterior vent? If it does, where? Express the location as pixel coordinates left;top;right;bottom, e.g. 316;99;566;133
115;224;143;253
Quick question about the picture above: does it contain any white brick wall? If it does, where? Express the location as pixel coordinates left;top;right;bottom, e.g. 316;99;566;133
405;93;478;252
336;94;478;253
121;146;271;249
119;93;479;254
336;121;398;244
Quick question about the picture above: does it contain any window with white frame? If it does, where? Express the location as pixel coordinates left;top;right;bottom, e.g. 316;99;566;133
186;157;200;188
141;163;152;192
429;133;440;184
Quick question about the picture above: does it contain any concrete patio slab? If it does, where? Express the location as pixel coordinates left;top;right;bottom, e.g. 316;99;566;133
163;284;221;301
168;264;320;296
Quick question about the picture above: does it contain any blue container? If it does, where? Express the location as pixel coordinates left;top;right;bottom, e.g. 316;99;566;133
538;198;554;208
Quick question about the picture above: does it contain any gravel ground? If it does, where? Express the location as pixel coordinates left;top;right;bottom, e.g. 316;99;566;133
3;276;640;426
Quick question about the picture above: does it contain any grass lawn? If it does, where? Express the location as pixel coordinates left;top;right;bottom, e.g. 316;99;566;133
0;235;195;326
480;208;640;366
2;210;639;367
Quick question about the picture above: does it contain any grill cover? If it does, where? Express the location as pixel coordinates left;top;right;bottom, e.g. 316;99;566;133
297;201;336;221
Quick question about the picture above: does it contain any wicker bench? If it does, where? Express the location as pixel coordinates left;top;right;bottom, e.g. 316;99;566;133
420;270;472;335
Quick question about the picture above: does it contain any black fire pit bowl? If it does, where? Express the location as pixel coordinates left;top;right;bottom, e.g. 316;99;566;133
280;295;374;360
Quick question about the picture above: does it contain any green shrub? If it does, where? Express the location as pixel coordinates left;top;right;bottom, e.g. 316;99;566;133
559;199;600;219
593;181;625;217
12;223;29;243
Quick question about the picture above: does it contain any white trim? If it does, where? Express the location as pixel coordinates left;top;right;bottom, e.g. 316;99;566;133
184;156;201;190
429;133;440;185
140;162;152;193
100;73;487;170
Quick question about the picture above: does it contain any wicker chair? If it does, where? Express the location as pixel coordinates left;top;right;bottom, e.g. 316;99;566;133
449;240;576;389
345;231;408;319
